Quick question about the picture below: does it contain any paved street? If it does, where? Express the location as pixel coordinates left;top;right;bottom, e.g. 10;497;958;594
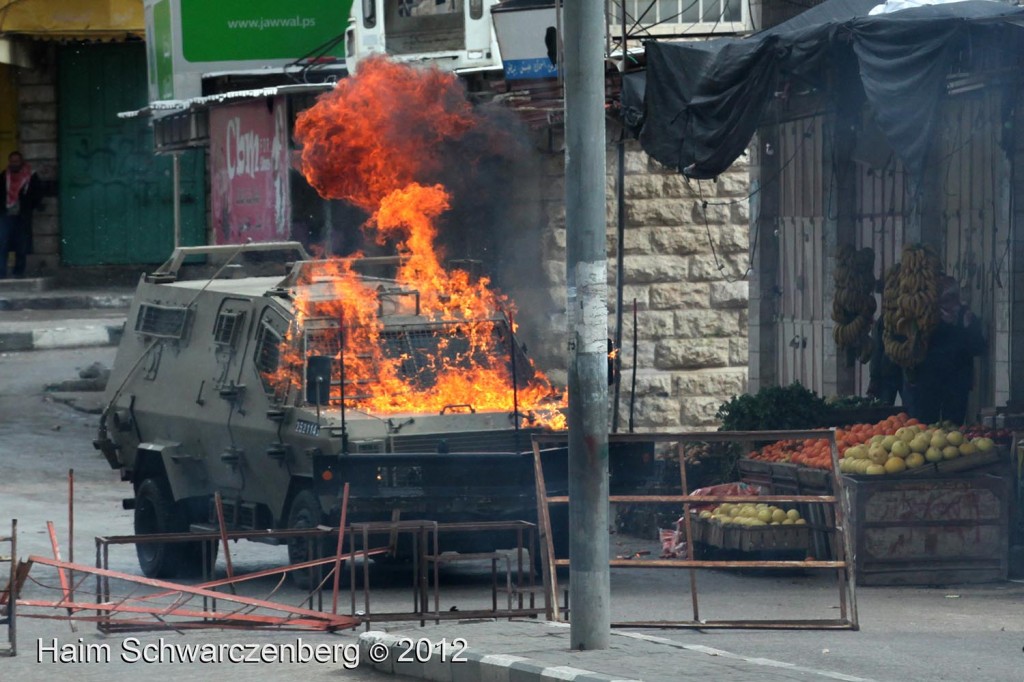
0;347;1023;681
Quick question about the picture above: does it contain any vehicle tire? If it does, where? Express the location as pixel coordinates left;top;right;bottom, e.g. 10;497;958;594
286;488;326;589
134;477;187;579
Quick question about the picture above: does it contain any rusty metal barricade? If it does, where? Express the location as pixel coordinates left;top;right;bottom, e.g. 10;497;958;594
1;519;16;656
532;429;859;630
350;519;545;626
90;526;374;633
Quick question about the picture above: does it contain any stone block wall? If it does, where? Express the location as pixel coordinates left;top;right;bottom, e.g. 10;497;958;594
533;138;751;430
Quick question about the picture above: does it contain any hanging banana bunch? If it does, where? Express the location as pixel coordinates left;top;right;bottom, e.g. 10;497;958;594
881;243;942;369
831;244;876;364
880;263;904;362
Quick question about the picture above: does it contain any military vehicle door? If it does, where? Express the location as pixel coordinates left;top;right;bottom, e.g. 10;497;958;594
212;298;254;390
203;297;261;493
251;304;291;400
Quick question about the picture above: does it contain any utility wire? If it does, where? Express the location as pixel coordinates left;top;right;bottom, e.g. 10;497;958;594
695;118;818;283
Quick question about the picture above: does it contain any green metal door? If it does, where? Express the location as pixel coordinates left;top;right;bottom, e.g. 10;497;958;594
58;42;205;265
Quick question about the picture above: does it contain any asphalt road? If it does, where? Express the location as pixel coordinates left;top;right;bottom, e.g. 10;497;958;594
0;347;406;681
1;347;1023;681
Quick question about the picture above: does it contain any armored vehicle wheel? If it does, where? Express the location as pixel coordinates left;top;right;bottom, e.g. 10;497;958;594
134;479;217;578
287;488;327;589
134;477;187;578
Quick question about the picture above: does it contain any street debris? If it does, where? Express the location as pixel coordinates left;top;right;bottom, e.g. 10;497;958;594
20;554;362;632
44;361;109;393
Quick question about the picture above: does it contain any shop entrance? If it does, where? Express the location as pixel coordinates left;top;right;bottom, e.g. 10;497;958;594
58;42;204;265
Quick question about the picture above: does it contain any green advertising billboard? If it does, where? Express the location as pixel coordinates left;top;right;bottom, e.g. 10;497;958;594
144;0;353;101
181;0;352;63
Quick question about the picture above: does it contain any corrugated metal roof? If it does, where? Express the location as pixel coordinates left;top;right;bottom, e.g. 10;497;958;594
118;82;335;119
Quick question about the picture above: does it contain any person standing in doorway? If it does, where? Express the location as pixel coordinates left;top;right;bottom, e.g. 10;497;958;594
0;151;43;279
867;315;903;406
902;276;986;425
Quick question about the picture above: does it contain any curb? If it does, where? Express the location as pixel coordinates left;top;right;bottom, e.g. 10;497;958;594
357;631;642;682
0;276;53;293
0;293;133;311
0;322;124;352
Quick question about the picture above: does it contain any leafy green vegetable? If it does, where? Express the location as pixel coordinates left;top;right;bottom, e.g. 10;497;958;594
715;382;831;432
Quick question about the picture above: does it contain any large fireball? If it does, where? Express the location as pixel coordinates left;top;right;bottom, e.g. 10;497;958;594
281;57;565;429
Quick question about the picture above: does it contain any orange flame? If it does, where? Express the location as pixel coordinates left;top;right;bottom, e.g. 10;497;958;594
282;57;565;429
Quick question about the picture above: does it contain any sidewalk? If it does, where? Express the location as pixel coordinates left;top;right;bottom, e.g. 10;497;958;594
0;278;131;352
357;620;871;682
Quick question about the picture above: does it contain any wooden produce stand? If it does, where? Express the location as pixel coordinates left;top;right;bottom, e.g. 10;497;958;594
740;445;1013;586
736;459;836;560
691;516;810;554
843;471;1010;585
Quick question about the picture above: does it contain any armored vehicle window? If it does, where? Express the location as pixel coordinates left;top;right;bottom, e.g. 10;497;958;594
214;311;245;347
377;320;530;389
135;303;189;340
254;308;288;393
255;321;281;375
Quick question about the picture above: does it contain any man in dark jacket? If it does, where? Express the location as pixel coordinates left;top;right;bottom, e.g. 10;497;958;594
867;315;903;406
0;151;43;278
902;276;986;425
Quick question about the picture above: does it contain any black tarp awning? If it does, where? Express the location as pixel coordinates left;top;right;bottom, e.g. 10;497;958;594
637;0;1024;179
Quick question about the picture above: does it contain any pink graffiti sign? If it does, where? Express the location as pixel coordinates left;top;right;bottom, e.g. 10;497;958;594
211;100;291;244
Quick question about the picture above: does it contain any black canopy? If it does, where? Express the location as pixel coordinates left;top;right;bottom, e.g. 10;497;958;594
638;0;1024;179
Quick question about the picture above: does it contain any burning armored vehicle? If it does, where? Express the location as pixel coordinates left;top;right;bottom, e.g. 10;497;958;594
95;57;658;580
96;242;652;579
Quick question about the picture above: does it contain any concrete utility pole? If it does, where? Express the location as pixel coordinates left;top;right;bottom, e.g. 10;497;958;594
563;0;610;651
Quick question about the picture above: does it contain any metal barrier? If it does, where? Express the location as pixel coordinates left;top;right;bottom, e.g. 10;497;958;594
1;519;16;656
89;527;373;633
351;519;545;626
532;429;859;630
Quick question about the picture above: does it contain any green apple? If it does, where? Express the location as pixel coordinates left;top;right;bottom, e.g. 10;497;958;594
910;435;930;453
890;440;910;458
895;427;915;443
869;444;889;464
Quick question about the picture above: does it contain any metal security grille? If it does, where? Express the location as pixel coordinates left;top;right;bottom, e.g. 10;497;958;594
304;319;341;358
213;311;244;346
299;317;532;402
254;321;281;375
135;304;189;339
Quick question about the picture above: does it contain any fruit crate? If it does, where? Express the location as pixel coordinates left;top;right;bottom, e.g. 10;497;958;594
904;448;1005;476
797;467;834;493
771;463;801;494
736;459;773;490
691;516;810;553
844;472;1010;585
843;445;1010;480
736;461;838;560
737;461;834;495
